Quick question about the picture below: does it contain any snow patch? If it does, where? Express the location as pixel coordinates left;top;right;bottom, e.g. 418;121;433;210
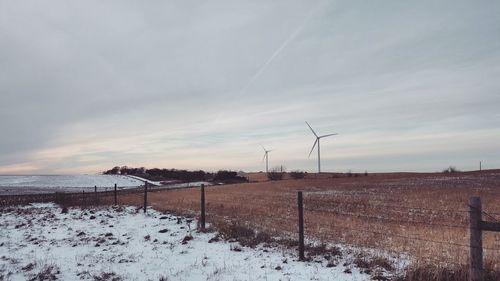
0;204;373;281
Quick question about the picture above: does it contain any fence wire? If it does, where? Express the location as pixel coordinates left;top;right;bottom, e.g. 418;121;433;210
3;183;499;269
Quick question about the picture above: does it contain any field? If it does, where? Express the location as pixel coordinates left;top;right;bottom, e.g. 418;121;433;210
117;170;500;273
1;171;499;280
0;175;144;195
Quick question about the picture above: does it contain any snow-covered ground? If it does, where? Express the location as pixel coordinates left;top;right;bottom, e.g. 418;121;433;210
0;175;213;195
125;175;162;186
126;175;211;189
0;203;379;281
160;181;212;189
0;175;143;195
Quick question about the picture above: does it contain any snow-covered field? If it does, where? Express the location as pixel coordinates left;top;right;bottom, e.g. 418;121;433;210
126;175;211;189
0;175;143;195
0;203;378;281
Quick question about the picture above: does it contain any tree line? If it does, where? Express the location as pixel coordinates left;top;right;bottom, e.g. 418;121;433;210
103;166;248;183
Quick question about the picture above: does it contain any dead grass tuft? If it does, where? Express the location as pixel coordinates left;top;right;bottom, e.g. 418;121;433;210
92;272;121;281
305;243;342;260
22;262;36;271
353;254;393;275
29;264;59;281
215;220;273;247
394;261;499;281
181;234;193;244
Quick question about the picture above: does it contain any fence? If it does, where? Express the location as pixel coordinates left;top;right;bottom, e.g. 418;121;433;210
194;187;499;281
0;183;148;207
2;182;499;280
469;197;500;281
0;180;197;208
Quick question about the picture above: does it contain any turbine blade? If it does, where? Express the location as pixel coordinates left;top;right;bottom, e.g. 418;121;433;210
263;152;267;161
305;121;318;137
261;145;267;152
319;133;338;138
308;139;318;157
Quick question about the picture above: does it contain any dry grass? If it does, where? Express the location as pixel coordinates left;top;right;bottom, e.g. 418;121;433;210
114;170;500;271
394;261;499;281
13;170;495;278
28;264;60;281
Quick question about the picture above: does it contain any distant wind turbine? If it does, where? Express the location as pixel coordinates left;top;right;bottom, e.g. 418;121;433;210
306;121;338;173
262;146;273;173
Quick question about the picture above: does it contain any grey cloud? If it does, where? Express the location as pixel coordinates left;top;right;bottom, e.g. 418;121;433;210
1;0;500;173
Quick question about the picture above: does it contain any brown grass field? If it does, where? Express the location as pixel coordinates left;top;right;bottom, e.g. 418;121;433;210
117;170;500;270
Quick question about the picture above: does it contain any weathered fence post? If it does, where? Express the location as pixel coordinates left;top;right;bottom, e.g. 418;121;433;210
94;185;98;205
469;197;483;281
298;191;305;261
114;183;117;205
200;184;206;230
143;181;148;213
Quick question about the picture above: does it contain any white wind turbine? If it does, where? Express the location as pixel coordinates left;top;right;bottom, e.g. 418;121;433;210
262;146;273;173
306;121;338;173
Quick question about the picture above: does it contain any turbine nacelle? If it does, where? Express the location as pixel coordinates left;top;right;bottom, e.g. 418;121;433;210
261;146;273;161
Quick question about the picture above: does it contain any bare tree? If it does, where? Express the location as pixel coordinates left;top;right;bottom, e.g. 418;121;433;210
267;166;286;181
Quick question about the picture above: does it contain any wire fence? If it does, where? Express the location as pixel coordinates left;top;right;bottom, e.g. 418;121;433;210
187;188;499;269
303;192;500;264
2;182;499;277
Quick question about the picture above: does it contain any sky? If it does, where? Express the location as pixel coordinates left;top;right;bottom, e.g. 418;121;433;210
1;0;500;175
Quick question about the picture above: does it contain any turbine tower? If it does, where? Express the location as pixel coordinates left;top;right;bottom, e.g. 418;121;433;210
306;121;338;173
262;146;272;173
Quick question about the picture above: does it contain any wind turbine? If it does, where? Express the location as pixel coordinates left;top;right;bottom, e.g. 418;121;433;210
306;121;338;173
262;146;273;173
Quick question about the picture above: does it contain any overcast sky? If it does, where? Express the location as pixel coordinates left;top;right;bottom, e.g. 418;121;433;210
1;0;500;174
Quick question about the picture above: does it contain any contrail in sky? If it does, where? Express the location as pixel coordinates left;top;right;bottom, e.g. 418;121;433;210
210;2;323;129
238;2;322;96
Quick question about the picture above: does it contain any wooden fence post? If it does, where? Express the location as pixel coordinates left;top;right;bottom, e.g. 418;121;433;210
469;197;483;281
144;182;148;213
298;191;305;261
200;184;206;230
94;185;98;205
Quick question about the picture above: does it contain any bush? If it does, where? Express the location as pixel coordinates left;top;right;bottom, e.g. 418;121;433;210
290;170;305;179
213;170;248;183
443;166;459;173
267;166;285;181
